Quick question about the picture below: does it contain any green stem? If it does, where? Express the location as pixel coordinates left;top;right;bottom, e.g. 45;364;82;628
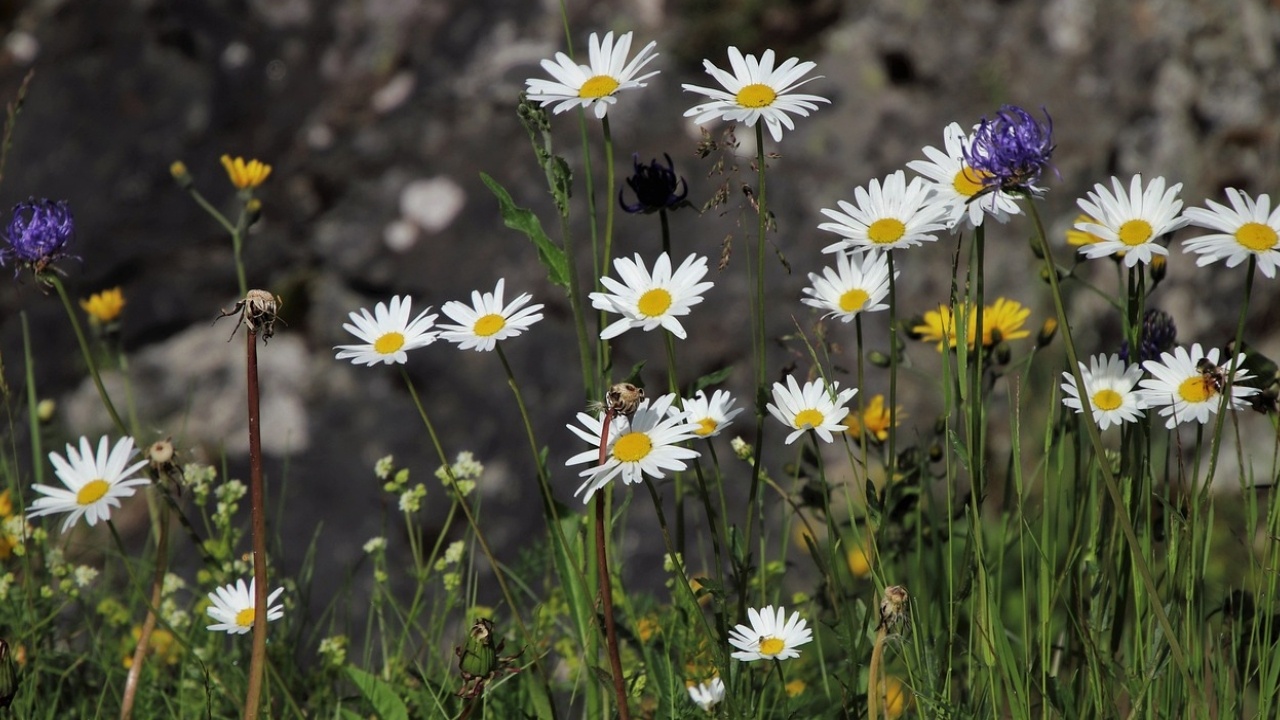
47;275;128;435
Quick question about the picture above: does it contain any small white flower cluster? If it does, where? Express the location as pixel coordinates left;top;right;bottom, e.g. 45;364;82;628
434;540;467;591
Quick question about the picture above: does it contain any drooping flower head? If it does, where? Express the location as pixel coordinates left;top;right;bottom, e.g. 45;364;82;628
962;105;1054;194
1181;188;1280;278
438;279;544;352
1118;308;1177;363
802;250;893;322
525;31;659;119
205;578;285;635
1074;175;1190;267
334;295;438;366
620;153;688;214
818;171;949;254
1060;354;1147;430
906;122;1022;229
683;47;830;143
2;198;76;276
1139;343;1257;428
590;252;714;340
26;436;150;533
728;605;813;661
565;393;700;502
766;374;857;445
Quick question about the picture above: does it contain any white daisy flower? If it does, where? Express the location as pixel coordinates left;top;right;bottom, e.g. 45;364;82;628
1074;175;1190;267
525;31;659;119
1181;188;1280;278
766;375;857;445
682;46;829;143
565;393;701;502
674;389;744;438
1139;343;1257;429
438;279;544;352
818;170;950;254
590;252;714;340
686;676;725;712
334;295;438;366
26;436;150;533
802;250;894;322
205;577;285;635
1060;354;1147;430
906;122;1023;229
728;605;813;661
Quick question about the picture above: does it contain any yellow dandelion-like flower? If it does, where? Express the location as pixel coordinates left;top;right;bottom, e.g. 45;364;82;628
785;678;807;697
0;489;11;517
912;298;1031;351
846;540;873;578
220;155;272;190
883;676;910;719
845;394;901;443
80;287;126;324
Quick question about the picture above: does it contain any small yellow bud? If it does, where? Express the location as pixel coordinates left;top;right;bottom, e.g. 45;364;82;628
1036;318;1059;348
36;399;56;423
169;161;193;190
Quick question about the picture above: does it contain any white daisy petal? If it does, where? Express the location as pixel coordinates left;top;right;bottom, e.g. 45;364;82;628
1181;188;1280;278
686;676;725;711
525;31;659;119
26;435;150;533
1138;343;1257;429
1073;175;1190;267
728;604;813;661
589;252;714;341
818;170;950;254
205;577;286;635
334;295;438;366
1060;354;1147;430
681;46;829;142
766;375;857;445
565;393;701;503
438;278;544;352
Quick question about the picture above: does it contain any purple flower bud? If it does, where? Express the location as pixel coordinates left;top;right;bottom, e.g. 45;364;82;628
962;106;1054;194
619;153;689;214
2;198;76;276
1119;308;1177;363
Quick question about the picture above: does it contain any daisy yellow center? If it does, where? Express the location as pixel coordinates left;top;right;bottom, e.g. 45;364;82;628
867;218;906;244
736;83;777;108
839;288;870;313
613;431;653;462
1091;388;1123;411
637;288;673;317
793;408;824;429
76;479;110;506
1236;222;1278;251
1118;219;1153;246
758;636;785;656
1178;376;1215;403
473;313;506;337
374;332;405;354
695;418;718;436
235;608;255;627
579;75;619;99
953;168;989;198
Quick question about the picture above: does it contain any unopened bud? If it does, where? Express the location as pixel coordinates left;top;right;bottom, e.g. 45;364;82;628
1036;318;1058;348
36;399;56;423
1028;233;1045;259
994;342;1012;365
169;161;193;190
245;199;263;227
1150;254;1167;283
867;350;891;368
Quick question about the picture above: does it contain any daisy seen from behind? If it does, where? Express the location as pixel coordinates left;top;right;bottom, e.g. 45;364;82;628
438;278;544;352
674;389;743;438
687;676;725;712
819;170;949;254
525;31;659;119
1181;188;1280;278
1139;343;1257;429
802;250;893;322
1060;354;1147;430
565;393;700;502
906;122;1022;229
1074;175;1190;267
728;605;813;661
334;295;438;366
590;252;713;340
26;436;149;533
682;46;829;142
767;374;857;445
206;578;285;635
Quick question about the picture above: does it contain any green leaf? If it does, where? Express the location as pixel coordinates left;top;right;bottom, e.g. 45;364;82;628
692;366;733;393
480;172;569;289
346;666;410;720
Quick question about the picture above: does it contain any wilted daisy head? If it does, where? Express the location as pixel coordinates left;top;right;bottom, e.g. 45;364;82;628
1061;354;1147;431
1181;188;1280;278
205;577;285;635
682;46;829;142
906;122;1022;229
2;198;76;277
802;250;893;322
1074;175;1190;268
1139;343;1257;429
728;605;813;661
525;31;659;119
565;393;701;502
818;171;949;254
766;374;857;445
962;105;1054;194
438;279;544;352
26;435;150;533
334;295;438;366
589;252;714;340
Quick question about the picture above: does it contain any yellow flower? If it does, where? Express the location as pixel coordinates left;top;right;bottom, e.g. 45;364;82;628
220;155;272;189
785;678;807;697
883;676;910;719
1065;213;1104;246
0;489;11;517
845;394;902;443
846;540;873;579
636;615;660;644
79;287;126;324
912;298;1031;351
122;625;181;668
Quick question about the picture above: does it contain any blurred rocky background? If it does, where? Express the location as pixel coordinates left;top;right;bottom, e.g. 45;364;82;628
1;0;1278;609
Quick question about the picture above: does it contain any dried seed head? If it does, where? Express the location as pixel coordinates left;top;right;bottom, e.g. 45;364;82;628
878;585;909;630
149;438;175;466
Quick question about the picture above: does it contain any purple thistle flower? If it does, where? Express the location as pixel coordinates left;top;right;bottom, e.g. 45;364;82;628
1119;308;1177;363
2;198;76;276
619;153;689;214
962;106;1055;194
